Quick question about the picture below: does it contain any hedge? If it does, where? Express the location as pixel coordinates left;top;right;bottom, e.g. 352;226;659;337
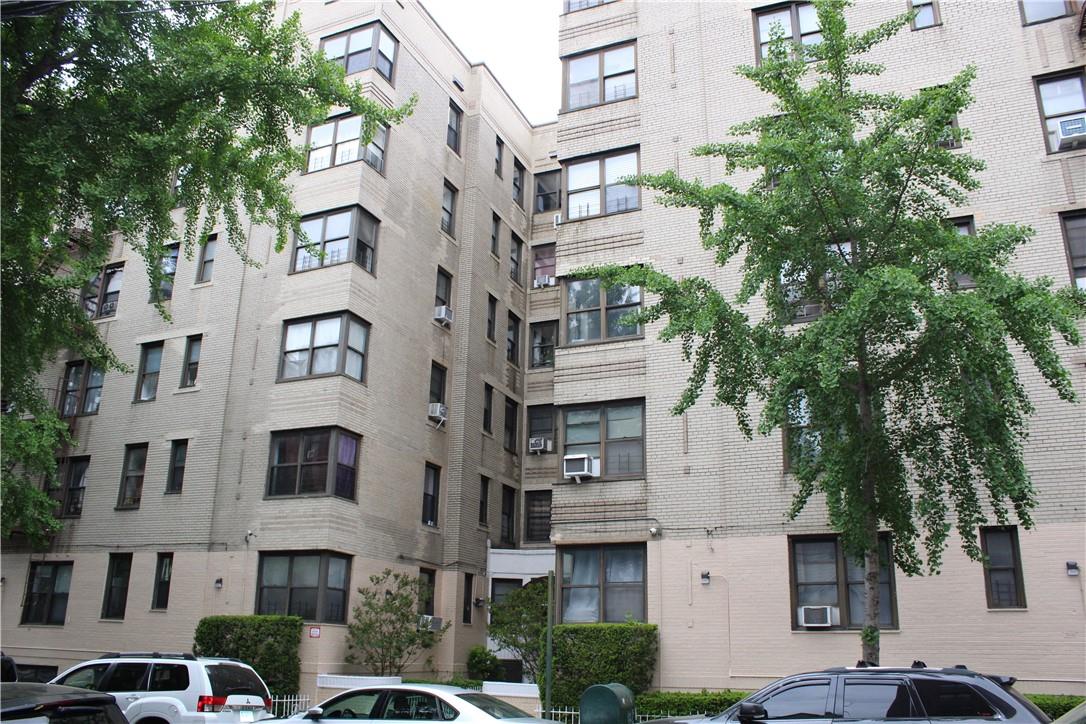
193;615;303;696
1026;694;1084;719
541;623;658;707
635;690;749;717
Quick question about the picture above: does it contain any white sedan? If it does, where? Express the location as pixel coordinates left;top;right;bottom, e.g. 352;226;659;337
276;684;553;724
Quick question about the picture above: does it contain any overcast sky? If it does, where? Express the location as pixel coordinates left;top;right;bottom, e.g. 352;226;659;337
419;0;562;126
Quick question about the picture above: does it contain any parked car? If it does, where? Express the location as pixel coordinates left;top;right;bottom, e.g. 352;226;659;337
50;652;273;724
2;651;19;682
1;682;129;724
649;664;1050;724
265;683;553;724
1051;702;1086;724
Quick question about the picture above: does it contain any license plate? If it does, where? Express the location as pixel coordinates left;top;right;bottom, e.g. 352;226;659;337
240;712;254;723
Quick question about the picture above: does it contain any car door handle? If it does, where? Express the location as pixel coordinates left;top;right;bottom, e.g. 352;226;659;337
125;696;140;702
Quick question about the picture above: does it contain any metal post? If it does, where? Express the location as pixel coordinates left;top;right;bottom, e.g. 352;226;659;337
545;569;554;719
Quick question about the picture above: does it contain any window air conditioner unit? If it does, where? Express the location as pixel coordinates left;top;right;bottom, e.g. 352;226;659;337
563;454;599;480
100;301;117;316
533;275;555;289
1056;114;1086;150
798;605;837;628
417;614;443;632
797;303;822;319
427;403;448;424
528;436;553;453
433;305;454;327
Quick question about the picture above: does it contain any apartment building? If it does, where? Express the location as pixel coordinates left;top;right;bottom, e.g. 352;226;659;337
3;0;1085;699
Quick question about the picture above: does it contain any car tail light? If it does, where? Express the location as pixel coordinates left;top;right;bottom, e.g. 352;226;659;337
197;696;227;712
264;698;272;710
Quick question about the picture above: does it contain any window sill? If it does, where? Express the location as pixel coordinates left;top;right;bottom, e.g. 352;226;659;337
264;493;359;504
433;320;452;332
555;475;644;485
528;365;555;373
559;334;644;350
559;95;640;116
440;228;457;243
420;523;442;534
174;386;201;395
98;618;126;623
276;372;367;387
790;627;900;634
910;22;943;30
149;608;168;613
560;206;641;225
287;258;374;278
1043;146;1086;159
486;337;498;348
115;506;141;511
90;315;119;324
60;411;99;420
191;281;213;289
18;623;65;628
1022;14;1075;26
986;606;1029;612
482;430;494;439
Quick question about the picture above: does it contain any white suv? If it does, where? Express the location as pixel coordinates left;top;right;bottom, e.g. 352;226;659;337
50;653;273;724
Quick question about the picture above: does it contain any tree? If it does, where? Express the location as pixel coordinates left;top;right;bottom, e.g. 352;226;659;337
588;0;1084;664
487;577;548;680
345;569;449;676
0;1;413;545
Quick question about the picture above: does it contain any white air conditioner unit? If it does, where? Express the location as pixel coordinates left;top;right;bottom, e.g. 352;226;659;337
433;305;454;327
563;454;599;480
798;605;837;628
553;213;562;229
1056;114;1086;150
417;614;443;632
427;403;447;424
528;436;553;453
797;303;822;319
533;275;556;289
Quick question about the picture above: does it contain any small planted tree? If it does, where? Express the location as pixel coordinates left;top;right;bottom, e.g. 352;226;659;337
346;569;449;676
487;577;547;680
589;0;1084;664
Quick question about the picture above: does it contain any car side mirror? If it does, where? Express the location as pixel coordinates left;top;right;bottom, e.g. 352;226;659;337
738;702;767;724
305;707;324;720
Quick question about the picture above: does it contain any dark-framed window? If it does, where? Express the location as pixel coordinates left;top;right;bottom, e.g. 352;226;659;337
504;397;519;453
21;561;72;625
1061;210;1086;289
152;552;173;610
479;476;490;526
180;334;201;388
257;551;351;623
462;572;474;624
483;384;494;433
784;389;820;471
101;552;133;620
422;463;441;526
565;149;639;219
510;234;523;285
135;342;163;402
909;0;940;29
294;206;379;273
196;234;216;283
364;124;389;172
564;42;636;111
53;456;89;517
563;401;644;477
789;534;897;629
565;278;641;344
1020;0;1075;25
535;170;561;213
150;243;180;303
61;361;104;417
419;568;436;616
950;217;977;290
507;312;521;365
267;427;359;500
513;159;525;207
280;312;369;383
166;440;187;494
441;182;458;236
83;263;124;319
755;2;821;60
491;578;521;605
1035;70;1086;153
559;544;645;622
530;322;557;368
841;679;917;719
430;362;446;405
981;526;1026;608
490;213;501;256
533;244;556;282
307;114;386;173
487;295;498;341
447;101;463;154
528;405;555;446
525;490;552;543
435;267;453;308
500;484;516;546
495;137;504;176
321;22;397;81
564;0;617;11
117;444;148;509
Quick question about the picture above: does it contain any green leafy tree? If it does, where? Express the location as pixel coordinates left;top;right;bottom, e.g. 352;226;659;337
0;1;413;545
487;577;547;680
345;569;450;676
588;0;1084;664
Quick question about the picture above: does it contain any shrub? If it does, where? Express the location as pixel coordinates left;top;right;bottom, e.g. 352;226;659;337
467;646;503;681
541;623;658;706
1025;694;1084;719
192;615;303;695
635;690;749;717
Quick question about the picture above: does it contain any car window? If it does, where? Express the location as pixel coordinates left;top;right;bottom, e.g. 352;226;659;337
323;691;383;719
841;681;915;719
760;682;831;719
457;694;530;719
58;664;111;691
914;680;996;718
205;664;269;699
149;664;190;692
382;693;441;721
99;663;150;693
38;703;128;724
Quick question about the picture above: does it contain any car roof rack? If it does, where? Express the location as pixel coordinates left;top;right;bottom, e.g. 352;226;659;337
199;657;247;664
101;652;197;660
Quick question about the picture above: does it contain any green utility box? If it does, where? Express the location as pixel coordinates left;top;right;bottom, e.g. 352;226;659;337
580;683;636;724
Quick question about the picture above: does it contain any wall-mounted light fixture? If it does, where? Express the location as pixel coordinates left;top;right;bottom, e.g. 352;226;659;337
473;597;486;608
214;577;223;590
1068;561;1080;577
700;571;710;585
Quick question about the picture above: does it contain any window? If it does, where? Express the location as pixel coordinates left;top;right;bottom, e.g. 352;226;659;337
179;335;201;388
419;568;436;615
483;384;494;433
422;463;441;526
563;401;644;476
196;234;216;283
1036;71;1086;153
500;485;516;546
756;681;832;719
1061;210;1086;289
430;363;447;405
528;405;555;445
525;490;552;543
530;322;557;368
150;243;180;303
61;361;104;417
981;526;1026;608
101;552;132;619
755;2;821;60
257;551;351;623
950;217;977;290
280;312;369;382
841;679;916;719
1020;0;1074;24
565;43;636;110
533;244;556;282
914;680;997;718
504;397;519;453
510;234;523;284
307;114;373;172
447;101;463;154
507;312;521;365
479;476;490;525
166;440;187;494
560;544;645;622
909;0;940;29
564;0;617;11
462;573;474;624
491;578;521;605
117;444;147;510
789;534;896;629
294;207;379;273
21;562;72;625
441;182;458;236
83;263;124;319
435;267;453;308
152;553;173;609
565;278;641;343
135;342;163;402
150;663;188;692
487;295;498;341
495;137;504;176
267;428;359;500
321;22;397;81
490;213;501;256
785;389;820;470
535;170;561;213
566;150;639;219
364;124;389;172
513;159;525;207
52;456;88;517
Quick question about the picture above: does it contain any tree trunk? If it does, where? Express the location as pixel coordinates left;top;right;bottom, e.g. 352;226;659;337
856;341;881;665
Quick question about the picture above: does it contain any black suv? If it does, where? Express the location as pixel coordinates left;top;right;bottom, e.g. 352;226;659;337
1;683;129;724
660;665;1050;724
